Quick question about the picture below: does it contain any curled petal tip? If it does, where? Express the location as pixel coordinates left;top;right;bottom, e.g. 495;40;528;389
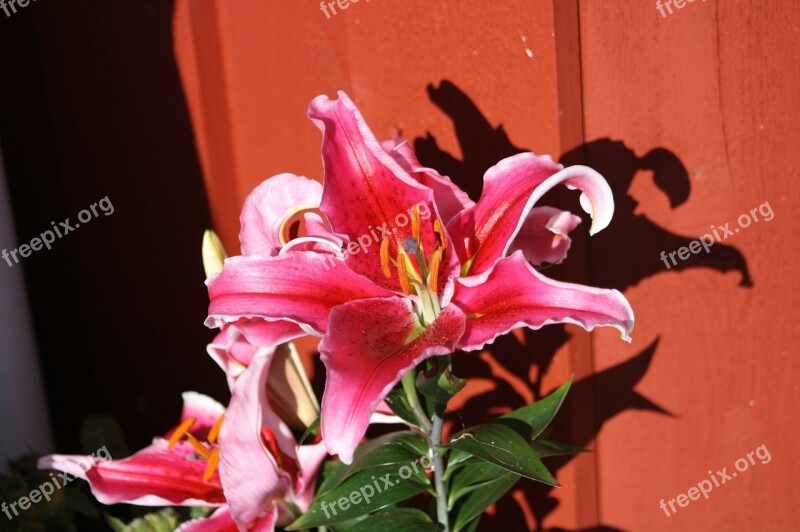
611;288;635;341
571;166;614;235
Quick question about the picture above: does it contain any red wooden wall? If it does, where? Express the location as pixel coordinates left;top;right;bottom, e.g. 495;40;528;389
579;1;800;530
173;0;800;529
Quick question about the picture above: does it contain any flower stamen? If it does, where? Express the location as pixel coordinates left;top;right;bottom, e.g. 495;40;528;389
396;254;412;295
427;247;443;294
380;237;392;279
203;448;220;481
411;205;421;241
186;434;213;459
168;418;196;449
434;219;447;250
207;413;225;445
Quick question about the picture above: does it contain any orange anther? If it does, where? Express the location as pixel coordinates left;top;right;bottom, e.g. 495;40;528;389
428;247;444;293
168;417;196;449
434;219;447;249
396;254;412;295
411;205;421;240
380;237;392;278
186;434;213;459
203;448;220;481
208;413;225;445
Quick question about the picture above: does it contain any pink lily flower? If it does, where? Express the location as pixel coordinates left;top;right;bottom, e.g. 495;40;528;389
39;360;327;531
38;392;227;509
206;92;634;464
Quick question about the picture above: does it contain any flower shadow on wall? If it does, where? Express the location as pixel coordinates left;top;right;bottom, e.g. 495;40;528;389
409;80;753;530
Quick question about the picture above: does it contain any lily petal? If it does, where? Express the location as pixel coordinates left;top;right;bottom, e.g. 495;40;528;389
383;137;475;223
319;297;466;463
302;211;346;250
206;252;393;334
207;319;304;391
453;252;634;351
39;440;225;507
207;329;249;389
209;319;304;368
510;207;582;266
208;323;319;429
369;400;406;426
177;506;278;532
294;442;329;510
309;92;451;290
218;350;297;527
239;173;322;257
176;506;240;532
172;392;227;441
448;153;614;275
36;454;97;481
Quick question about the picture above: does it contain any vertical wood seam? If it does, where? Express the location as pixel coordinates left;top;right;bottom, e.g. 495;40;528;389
554;0;600;529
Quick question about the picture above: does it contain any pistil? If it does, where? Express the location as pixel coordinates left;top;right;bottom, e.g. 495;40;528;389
377;207;449;325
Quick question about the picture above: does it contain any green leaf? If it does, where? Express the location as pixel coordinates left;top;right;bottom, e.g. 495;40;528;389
497;377;572;441
142;509;180;532
443;450;480;480
416;356;466;406
318;431;428;496
447;460;509;508
319;458;348;491
385;386;425;426
444;424;559;486
106;514;128;532
335;508;440;532
297;416;320;446
329;515;369;531
189;506;213;519
532;438;589;458
104;509;179;532
461;516;482;532
447;441;578;509
286;467;429;529
451;470;520;531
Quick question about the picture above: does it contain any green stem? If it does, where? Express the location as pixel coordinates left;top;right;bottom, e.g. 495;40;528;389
431;404;450;532
402;372;432;433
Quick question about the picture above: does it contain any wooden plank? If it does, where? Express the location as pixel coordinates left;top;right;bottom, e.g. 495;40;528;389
578;0;800;529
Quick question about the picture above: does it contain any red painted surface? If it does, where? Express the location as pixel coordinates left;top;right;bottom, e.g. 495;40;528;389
173;1;799;529
579;1;800;530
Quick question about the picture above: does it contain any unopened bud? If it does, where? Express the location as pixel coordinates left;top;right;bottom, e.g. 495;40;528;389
202;230;227;277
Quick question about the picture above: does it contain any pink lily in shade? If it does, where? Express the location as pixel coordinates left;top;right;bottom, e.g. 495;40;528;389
38;392;226;509
206;317;321;430
39;357;327;531
205;91;634;464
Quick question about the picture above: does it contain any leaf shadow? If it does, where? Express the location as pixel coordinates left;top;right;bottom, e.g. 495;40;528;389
412;80;751;530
